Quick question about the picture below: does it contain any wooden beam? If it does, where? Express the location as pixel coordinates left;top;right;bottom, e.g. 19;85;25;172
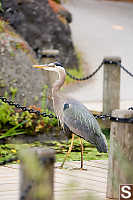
106;109;133;199
20;148;55;200
103;56;121;114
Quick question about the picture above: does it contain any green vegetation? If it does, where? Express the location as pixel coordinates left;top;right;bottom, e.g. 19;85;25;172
65;66;84;85
65;49;84;85
0;98;58;139
0;20;7;32
0;134;109;164
0;93;109;164
0;2;3;12
53;0;61;3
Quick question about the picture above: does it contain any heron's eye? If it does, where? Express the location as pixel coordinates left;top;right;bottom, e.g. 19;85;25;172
64;103;69;111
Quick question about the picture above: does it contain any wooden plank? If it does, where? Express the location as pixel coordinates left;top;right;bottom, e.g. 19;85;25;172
55;170;106;184
0;160;108;200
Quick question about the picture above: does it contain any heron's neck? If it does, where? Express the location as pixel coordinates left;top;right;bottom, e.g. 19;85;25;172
52;69;66;97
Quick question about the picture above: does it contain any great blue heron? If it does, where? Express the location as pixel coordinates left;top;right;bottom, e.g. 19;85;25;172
33;62;108;169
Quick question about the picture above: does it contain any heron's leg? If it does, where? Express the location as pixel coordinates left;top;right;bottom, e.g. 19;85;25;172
60;133;75;168
79;138;84;169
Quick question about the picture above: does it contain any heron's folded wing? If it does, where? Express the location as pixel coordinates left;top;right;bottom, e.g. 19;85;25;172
63;102;99;144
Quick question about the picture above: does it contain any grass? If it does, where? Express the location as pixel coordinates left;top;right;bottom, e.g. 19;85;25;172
65;67;84;85
55;136;109;162
0;90;110;164
0;134;109;164
64;48;84;85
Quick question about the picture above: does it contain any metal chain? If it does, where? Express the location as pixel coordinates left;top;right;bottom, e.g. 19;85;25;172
0;96;57;119
128;107;133;110
94;113;133;123
103;59;121;65
66;59;133;80
118;63;133;77
0;96;133;123
94;114;111;120
66;61;104;81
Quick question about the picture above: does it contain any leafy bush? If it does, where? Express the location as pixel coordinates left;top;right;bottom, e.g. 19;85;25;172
0;99;58;139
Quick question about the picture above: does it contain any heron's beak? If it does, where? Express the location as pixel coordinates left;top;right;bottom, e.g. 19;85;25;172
32;65;48;69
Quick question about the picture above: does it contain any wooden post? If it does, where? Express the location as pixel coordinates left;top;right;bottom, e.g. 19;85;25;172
40;49;59;111
103;57;121;114
20;148;55;200
106;109;133;199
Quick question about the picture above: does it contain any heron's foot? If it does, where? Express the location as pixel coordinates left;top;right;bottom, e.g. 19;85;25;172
55;166;63;169
60;163;64;168
57;166;64;169
54;163;64;169
70;167;87;171
80;167;87;171
55;165;69;170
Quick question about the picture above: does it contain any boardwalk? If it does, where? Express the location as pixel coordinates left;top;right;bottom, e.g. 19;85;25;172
0;160;108;200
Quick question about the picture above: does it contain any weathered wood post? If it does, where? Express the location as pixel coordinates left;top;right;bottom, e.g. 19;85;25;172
20;148;55;200
40;49;59;110
103;57;121;114
106;110;133;199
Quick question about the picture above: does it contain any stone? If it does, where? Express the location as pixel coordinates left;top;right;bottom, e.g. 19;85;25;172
0;20;48;107
1;0;78;69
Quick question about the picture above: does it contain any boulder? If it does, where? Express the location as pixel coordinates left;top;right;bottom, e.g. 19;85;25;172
0;20;48;108
1;0;78;69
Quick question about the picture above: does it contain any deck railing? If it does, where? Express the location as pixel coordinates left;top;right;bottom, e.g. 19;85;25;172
0;56;133;199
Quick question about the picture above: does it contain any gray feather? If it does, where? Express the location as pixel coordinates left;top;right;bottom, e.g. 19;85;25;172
62;99;108;153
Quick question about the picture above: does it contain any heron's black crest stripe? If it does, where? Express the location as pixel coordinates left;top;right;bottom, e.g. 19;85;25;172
54;62;64;68
64;103;69;111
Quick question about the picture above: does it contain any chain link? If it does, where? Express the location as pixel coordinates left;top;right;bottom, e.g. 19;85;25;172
95;108;133;123
66;61;104;81
103;59;121;65
0;96;57;119
128;107;133;110
0;96;133;123
94;114;111;120
94;113;133;123
66;59;133;80
118;63;133;77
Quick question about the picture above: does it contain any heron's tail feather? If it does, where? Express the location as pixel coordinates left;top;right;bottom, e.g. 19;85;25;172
95;133;108;153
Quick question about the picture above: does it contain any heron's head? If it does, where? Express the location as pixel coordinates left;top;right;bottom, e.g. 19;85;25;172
32;62;65;73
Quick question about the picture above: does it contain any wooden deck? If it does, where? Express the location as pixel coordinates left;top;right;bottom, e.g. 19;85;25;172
0;160;108;200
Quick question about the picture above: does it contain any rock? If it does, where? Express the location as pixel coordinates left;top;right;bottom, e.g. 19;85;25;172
48;0;72;23
1;0;78;69
0;20;49;108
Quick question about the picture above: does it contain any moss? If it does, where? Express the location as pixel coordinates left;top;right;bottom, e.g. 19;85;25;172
65;67;84;85
0;79;6;88
0;20;8;33
10;51;15;57
65;49;84;85
15;42;30;54
53;0;61;3
0;0;3;12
